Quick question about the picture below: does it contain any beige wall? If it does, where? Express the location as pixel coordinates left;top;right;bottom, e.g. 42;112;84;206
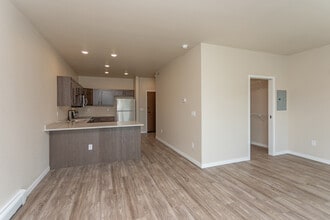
78;76;134;90
0;0;76;209
250;79;268;147
156;45;202;165
137;77;155;133
288;45;330;161
201;43;289;165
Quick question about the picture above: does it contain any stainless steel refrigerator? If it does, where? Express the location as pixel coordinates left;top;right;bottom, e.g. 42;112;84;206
115;97;135;122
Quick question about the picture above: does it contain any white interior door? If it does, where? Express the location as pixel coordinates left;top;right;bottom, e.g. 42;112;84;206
267;79;275;155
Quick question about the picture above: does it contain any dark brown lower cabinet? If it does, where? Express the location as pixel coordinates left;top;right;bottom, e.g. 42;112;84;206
49;126;141;169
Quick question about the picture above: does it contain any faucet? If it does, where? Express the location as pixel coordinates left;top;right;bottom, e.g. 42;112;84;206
68;110;78;121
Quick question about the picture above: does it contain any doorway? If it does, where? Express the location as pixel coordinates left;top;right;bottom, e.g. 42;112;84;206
250;79;268;159
146;91;156;133
248;75;275;159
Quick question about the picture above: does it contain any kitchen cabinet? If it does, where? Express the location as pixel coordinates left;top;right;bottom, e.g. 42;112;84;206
48;126;142;169
92;89;102;105
57;76;134;107
100;90;114;106
123;90;134;96
57;76;84;107
85;88;93;106
90;89;134;106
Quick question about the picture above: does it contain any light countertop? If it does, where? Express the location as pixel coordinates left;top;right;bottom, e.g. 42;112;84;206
45;119;143;132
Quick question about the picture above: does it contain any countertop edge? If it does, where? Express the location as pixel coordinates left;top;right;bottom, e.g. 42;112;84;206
44;122;144;132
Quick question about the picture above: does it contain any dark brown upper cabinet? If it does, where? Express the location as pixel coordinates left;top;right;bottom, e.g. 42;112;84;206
57;76;85;107
84;88;93;106
89;89;134;106
57;76;134;107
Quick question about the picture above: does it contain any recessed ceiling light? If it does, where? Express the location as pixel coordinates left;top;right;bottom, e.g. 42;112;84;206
105;64;110;68
105;71;109;74
181;44;189;49
81;50;89;54
111;53;117;57
124;71;128;76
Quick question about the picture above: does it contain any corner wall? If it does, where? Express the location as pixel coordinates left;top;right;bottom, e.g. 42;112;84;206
201;43;289;166
156;45;202;165
288;45;330;162
0;0;76;213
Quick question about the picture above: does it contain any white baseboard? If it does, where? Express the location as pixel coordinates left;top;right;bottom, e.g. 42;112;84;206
26;166;50;196
273;150;290;156
155;136;251;169
155;136;202;168
0;189;26;220
272;150;330;165
201;157;250;169
154;136;330;169
251;141;268;148
0;166;49;220
140;131;147;134
287;151;330;165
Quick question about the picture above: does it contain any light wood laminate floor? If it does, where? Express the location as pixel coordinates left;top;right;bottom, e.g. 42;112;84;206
13;134;330;219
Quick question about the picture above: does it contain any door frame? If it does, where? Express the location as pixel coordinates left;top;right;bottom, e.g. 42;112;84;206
248;75;276;159
146;90;156;132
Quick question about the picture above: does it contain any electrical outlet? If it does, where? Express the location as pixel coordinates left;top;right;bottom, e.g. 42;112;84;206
88;144;93;150
311;140;317;146
191;111;197;117
192;142;195;149
160;129;163;133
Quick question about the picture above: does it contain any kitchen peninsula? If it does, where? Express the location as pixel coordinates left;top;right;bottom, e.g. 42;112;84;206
45;120;143;169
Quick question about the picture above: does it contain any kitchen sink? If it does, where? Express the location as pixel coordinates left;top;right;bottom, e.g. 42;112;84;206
87;116;115;123
71;118;88;123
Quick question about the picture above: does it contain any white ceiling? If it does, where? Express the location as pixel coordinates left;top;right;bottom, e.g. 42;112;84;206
12;0;330;77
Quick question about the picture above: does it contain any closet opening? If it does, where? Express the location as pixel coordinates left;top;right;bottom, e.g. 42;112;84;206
248;75;275;159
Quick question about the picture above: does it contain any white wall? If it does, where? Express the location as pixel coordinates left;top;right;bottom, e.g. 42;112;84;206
78;76;134;90
288;45;330;161
250;79;268;147
0;0;76;210
156;45;202;165
137;77;155;133
201;43;289;165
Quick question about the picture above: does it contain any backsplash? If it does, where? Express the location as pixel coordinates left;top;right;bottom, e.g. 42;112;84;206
77;106;116;117
57;106;72;121
57;106;116;121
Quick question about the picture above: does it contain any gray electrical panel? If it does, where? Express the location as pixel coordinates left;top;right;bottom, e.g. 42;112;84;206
277;90;287;111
